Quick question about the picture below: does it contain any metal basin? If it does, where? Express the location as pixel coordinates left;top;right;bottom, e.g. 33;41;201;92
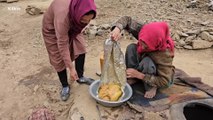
89;80;133;107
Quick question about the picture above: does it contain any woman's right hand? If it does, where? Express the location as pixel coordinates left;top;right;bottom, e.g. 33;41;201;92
110;27;121;41
70;67;79;81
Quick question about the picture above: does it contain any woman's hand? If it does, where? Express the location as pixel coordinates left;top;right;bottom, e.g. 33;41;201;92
126;68;145;80
70;67;79;81
110;27;121;41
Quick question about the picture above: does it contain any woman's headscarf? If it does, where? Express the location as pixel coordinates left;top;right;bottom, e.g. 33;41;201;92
69;0;96;37
137;22;174;56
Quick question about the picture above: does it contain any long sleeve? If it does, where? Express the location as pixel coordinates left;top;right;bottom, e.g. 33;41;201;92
111;16;143;39
54;8;72;69
143;50;175;88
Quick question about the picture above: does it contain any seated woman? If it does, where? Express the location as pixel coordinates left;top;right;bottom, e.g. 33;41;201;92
110;16;175;98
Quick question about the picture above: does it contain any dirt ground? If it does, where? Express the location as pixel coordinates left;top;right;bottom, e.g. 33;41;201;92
0;0;213;119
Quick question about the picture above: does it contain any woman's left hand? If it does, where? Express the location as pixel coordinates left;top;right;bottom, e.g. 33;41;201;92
126;68;145;79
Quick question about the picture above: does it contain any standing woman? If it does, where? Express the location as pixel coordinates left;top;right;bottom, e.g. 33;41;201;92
42;0;96;101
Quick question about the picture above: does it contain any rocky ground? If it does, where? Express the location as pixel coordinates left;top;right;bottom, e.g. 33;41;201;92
0;0;213;120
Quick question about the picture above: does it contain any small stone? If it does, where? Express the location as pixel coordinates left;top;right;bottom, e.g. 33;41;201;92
96;29;104;36
88;29;97;39
200;31;213;42
200;31;209;40
177;31;188;37
178;39;186;47
192;40;213;49
187;0;197;8
185;35;196;44
89;20;97;26
126;3;131;8
33;85;39;92
100;24;111;30
209;32;213;35
26;6;42;15
183;45;193;50
43;101;50;107
201;21;209;26
180;33;189;37
176;10;181;14
172;33;180;41
201;28;213;32
185;30;200;35
208;35;213;42
175;45;183;49
96;71;101;76
209;1;213;11
0;29;4;33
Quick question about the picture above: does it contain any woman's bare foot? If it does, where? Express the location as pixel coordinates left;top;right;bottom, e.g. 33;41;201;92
144;87;157;98
127;79;137;85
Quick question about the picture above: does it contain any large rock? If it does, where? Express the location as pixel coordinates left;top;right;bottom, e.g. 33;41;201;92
200;31;213;42
192;40;213;49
